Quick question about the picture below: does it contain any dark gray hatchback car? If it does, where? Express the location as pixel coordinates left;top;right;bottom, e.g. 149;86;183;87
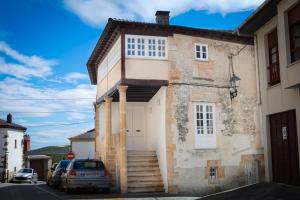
60;159;110;194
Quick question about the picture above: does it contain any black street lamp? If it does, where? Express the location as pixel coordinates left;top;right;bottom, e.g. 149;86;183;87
228;54;241;100
229;73;241;100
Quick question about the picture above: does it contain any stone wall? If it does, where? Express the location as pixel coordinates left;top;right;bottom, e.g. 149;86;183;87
165;34;264;194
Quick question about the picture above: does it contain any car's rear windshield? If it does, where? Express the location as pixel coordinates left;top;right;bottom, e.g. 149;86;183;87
58;160;70;169
73;161;105;170
18;169;32;173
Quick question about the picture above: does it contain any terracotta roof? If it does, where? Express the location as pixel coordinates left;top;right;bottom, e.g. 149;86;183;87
68;129;95;141
0;119;27;131
87;18;254;84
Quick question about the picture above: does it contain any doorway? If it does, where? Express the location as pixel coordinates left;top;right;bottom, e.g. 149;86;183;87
269;110;299;185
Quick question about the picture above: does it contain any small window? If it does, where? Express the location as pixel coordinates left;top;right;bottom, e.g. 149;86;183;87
209;167;218;179
148;39;156;57
194;103;216;149
288;3;300;63
14;139;17;149
195;43;208;61
267;29;280;86
137;38;145;56
158;39;166;57
127;37;135;56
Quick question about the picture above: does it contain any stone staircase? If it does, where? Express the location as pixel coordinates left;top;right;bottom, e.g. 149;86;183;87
127;150;165;193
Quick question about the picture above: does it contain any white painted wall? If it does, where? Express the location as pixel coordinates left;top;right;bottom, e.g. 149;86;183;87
72;141;95;159
145;87;168;192
97;36;121;84
5;129;24;173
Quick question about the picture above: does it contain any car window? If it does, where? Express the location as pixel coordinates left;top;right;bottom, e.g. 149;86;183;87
57;160;70;169
73;161;105;170
18;169;32;173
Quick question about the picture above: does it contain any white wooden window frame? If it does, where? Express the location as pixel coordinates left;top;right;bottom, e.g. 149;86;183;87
195;43;208;61
125;35;168;60
194;102;216;149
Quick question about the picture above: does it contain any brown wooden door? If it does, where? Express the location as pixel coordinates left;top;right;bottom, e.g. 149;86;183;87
30;160;45;181
269;110;300;185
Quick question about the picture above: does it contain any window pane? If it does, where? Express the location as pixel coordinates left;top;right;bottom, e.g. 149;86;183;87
196;45;200;51
196;52;201;58
202;53;207;59
202;46;207;52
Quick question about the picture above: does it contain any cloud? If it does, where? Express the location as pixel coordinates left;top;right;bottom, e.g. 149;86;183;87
64;72;89;83
64;0;264;27
0;41;57;80
0;77;96;118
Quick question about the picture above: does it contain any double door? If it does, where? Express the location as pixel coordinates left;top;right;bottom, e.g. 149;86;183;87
126;106;145;150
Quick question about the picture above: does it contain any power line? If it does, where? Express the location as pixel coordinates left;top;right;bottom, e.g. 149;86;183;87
0;98;94;101
0;110;93;114
27;120;93;128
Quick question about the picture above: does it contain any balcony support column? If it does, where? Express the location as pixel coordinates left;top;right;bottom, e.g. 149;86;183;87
118;85;128;194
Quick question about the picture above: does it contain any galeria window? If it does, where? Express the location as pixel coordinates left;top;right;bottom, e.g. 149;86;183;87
125;35;167;59
195;43;208;61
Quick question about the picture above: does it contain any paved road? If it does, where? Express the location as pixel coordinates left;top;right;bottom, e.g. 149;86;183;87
0;182;299;200
200;182;300;200
0;182;64;200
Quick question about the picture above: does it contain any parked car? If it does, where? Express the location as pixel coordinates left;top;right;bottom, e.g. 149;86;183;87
60;159;110;194
12;168;38;184
49;160;70;188
46;162;58;186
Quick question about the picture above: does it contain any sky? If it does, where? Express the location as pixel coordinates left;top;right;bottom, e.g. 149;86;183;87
0;0;264;150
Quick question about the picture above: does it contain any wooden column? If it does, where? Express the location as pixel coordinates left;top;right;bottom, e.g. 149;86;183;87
118;85;128;194
105;97;113;151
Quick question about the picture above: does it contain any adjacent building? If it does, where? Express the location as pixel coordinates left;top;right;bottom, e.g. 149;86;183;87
238;0;300;185
87;11;264;194
68;129;95;159
0;114;27;181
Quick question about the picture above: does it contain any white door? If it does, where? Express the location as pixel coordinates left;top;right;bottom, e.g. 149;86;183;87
126;106;145;150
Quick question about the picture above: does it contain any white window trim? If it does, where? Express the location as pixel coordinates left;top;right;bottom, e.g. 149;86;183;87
193;102;216;149
195;43;208;61
125;34;168;60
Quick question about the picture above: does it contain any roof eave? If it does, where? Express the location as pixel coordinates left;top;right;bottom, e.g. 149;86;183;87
238;0;279;35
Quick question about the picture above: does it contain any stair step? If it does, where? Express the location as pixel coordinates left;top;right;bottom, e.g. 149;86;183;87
128;151;156;155
128;171;161;177
128;175;162;181
128;154;157;158
128;161;158;167
128;168;160;173
128;182;164;187
128;186;165;193
128;166;160;172
128;158;158;162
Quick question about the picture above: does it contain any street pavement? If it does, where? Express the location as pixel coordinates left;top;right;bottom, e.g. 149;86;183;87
0;182;300;200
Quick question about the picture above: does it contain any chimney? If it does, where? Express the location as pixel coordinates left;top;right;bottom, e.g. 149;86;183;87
7;113;12;123
155;11;170;25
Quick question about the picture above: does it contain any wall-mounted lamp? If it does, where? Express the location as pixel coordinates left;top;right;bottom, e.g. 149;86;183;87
229;73;240;100
228;54;241;100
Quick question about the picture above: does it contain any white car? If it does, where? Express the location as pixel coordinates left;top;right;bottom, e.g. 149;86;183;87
13;168;38;184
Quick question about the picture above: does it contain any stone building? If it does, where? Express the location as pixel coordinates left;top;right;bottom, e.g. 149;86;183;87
239;0;300;185
87;11;264;194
